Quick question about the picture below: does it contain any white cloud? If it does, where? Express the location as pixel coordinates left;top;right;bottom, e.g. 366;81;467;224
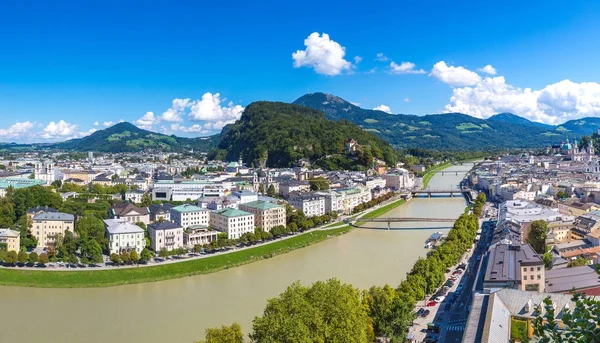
74;128;97;138
189;92;244;123
477;65;497;75
350;102;361;106
160;98;190;122
0;121;35;139
430;61;482;87
103;121;115;127
444;76;600;124
404;98;411;103
93;121;99;126
134;112;158;130
376;53;388;62
119;119;124;123
41;120;78;140
292;32;353;76
354;56;362;64
389;61;426;75
373;105;392;114
365;68;377;74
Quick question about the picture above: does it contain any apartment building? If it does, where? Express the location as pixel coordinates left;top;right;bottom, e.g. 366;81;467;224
0;229;20;252
170;204;210;228
32;212;75;248
209;208;254;239
483;243;545;292
103;219;145;255
239;200;286;231
147;221;184;252
109;202;150;225
183;225;219;248
288;193;326;217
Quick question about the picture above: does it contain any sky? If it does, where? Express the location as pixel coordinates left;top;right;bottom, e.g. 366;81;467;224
2;0;600;143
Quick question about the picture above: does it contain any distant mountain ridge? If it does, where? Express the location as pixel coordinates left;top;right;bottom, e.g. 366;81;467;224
293;92;600;150
50;122;221;153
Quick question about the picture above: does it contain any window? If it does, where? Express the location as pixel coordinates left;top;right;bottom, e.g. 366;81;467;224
523;275;527;280
537;267;541;271
530;267;534;272
537;275;541;280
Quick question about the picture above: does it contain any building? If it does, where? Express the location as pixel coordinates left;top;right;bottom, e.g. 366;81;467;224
382;169;415;190
109;202;150;224
288;193;326;217
149;203;173;222
34;162;57;185
26;206;58;220
231;190;259;204
209;208;254;239
545;265;600;294
184;225;219;248
0;177;45;197
170;204;210;228
124;189;146;203
147;221;184;252
239;200;286;231
483;243;545;292
0;229;20;252
558;199;599;216
32;212;75;248
278;180;310;198
103;219;145;255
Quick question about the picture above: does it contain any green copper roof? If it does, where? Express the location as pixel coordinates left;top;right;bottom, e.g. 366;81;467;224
213;208;252;217
171;204;205;213
242;200;282;210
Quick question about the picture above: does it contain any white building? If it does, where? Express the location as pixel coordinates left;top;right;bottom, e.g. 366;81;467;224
382;169;415;190
147;221;184;252
34;162;58;186
209;208;254;239
288;194;326;217
231;190;259;204
103;219;145;255
170;204;210;228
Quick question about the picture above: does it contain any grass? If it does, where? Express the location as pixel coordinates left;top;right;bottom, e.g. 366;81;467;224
364;118;379;123
455;123;482;131
0;227;352;288
510;317;529;342
359;199;406;221
422;162;452;188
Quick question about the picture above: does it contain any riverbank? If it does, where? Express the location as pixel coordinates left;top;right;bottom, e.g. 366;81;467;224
0;226;351;288
422;162;452;188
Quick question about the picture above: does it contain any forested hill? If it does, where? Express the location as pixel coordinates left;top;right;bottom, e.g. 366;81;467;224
293;92;600;150
208;101;397;169
50;122;221;153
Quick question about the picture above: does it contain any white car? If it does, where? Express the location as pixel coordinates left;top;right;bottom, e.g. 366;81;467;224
434;296;446;303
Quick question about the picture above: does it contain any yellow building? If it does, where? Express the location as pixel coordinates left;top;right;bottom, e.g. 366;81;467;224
32;212;75;248
239;200;286;231
0;229;20;252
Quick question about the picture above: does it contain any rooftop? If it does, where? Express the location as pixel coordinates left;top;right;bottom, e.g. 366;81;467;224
103;219;144;234
212;208;252;218
171;204;206;213
0;228;20;238
148;221;182;231
485;243;543;283
32;212;75;221
241;200;282;210
545;265;600;293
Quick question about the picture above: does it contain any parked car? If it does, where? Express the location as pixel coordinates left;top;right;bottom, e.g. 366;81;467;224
456;284;464;293
421;309;431;317
434;296;446;303
417;308;425;316
477;255;482;261
426;301;437;307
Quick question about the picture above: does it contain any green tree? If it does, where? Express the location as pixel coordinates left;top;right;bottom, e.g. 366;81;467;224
251;279;371;343
159;248;169;258
567;256;588;268
140;193;152;207
196;323;244;343
80;238;104;264
140;248;152;262
38;253;49;265
534;292;600;342
258;183;265;195
109;253;121;265
5;250;18;265
28;251;39;265
130;250;139;264
527;220;549;254
18;250;28;264
362;285;397;337
120;251;131;264
267;184;276;197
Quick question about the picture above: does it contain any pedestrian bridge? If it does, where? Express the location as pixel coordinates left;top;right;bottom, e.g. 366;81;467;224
412;189;470;197
359;217;456;223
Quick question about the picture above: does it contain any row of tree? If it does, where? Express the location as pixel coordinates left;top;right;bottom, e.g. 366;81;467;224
352;191;395;214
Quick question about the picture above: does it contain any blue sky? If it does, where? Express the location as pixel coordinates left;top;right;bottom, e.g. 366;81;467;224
2;0;600;142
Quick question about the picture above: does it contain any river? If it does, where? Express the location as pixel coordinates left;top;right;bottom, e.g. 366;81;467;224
0;164;473;343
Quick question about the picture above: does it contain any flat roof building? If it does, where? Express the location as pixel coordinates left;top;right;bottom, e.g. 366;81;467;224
484;243;545;292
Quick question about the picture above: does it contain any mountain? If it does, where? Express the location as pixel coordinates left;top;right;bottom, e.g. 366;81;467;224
293;93;597;150
488;112;553;130
208;101;397;169
50;122;220;153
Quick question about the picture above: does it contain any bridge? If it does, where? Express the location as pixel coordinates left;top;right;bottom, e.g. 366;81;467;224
359;217;456;223
412;188;471;197
437;170;472;176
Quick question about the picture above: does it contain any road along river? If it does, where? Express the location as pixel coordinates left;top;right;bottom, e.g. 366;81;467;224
0;164;473;343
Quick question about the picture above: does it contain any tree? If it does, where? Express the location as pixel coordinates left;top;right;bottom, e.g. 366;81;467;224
258;183;265;195
533;292;600;342
309;178;330;191
120;251;131;264
18;250;28;264
159;248;169;258
80;238;103;264
267;184;276;197
67;254;79;265
140;248;152;262
109;253;121;265
556;190;569;200
196;323;244;343
250;279;371;343
28;251;38;265
527;220;549;254
567;256;589;268
130;250;139;264
141;194;152;207
362;285;397;337
38;253;49;265
5;250;18;265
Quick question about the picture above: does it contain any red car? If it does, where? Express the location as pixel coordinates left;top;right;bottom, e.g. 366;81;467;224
426;301;437;307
